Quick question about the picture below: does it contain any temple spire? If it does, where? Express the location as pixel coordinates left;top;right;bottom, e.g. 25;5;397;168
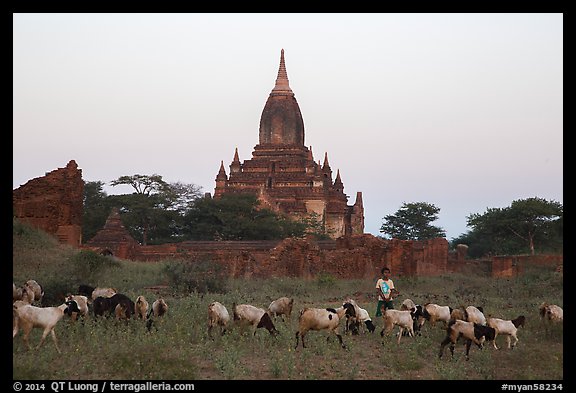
271;49;293;95
354;191;363;207
216;160;227;180
322;152;331;170
334;169;344;192
230;148;241;174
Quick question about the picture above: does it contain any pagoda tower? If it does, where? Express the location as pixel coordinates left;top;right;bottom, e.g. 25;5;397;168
214;49;364;238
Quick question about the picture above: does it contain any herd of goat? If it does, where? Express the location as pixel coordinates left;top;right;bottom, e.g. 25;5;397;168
208;294;563;360
13;279;563;361
12;280;168;353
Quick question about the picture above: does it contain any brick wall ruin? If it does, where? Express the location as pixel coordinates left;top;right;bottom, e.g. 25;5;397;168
14;161;562;279
84;230;454;279
83;228;562;279
13;160;84;247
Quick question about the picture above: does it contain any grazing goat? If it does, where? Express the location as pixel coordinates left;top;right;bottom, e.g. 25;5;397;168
91;287;117;301
295;305;355;349
134;295;149;320
13;284;35;304
400;299;424;336
343;299;375;334
13;300;81;354
487;316;525;349
93;293;135;319
24;280;44;305
539;303;563;323
208;301;230;338
380;308;417;344
150;298;169;318
267;297;294;322
421;303;453;329
145;298;169;332
450;307;467;321
465;306;487;325
400;298;416;311
357;305;376;333
438;319;496;360
341;298;363;335
64;294;89;321
93;296;113;317
233;303;278;336
108;293;135;320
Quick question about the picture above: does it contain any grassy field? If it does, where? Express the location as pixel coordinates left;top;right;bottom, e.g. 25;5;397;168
12;220;564;381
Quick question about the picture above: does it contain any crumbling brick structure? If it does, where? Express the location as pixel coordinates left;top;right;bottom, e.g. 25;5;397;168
82;207;140;259
85;214;452;279
13;160;84;247
83;211;563;279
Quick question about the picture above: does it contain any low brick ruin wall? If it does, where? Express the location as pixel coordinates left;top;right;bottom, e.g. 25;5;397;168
125;235;452;279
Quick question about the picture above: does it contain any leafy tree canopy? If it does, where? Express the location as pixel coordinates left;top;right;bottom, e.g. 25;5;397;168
452;197;562;257
380;202;446;240
183;193;309;241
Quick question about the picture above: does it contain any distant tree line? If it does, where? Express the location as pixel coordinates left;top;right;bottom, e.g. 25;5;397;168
83;174;562;258
379;199;562;258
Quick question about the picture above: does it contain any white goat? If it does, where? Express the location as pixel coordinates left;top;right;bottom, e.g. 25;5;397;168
233;303;278;336
295;305;355;349
465;305;487;325
421;303;452;328
208;301;230;338
134;295;149;320
439;319;496;360
64;294;89;321
24;279;44;305
380;308;416;344
487;316;524;349
91;287;117;301
13;284;35;304
400;298;417;311
356;305;376;333
13;300;80;354
343;298;375;334
267;297;294;322
539;303;563;323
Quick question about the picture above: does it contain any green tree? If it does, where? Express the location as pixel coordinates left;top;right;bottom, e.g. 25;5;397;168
183;193;310;240
465;197;563;256
380;202;446;240
109;174;201;245
82;181;112;243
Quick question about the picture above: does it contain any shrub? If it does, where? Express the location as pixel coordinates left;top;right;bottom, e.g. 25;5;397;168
69;249;121;283
163;258;229;294
316;272;336;288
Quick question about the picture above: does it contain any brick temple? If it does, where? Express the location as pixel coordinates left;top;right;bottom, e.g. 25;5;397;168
213;49;364;239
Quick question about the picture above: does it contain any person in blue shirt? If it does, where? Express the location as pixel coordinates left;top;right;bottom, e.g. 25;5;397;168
375;266;398;317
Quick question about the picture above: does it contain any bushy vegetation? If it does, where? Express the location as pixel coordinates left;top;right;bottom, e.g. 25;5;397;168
13;223;563;381
163;258;229;294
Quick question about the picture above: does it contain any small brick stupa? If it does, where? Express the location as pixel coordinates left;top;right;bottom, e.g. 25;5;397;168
83;207;140;259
